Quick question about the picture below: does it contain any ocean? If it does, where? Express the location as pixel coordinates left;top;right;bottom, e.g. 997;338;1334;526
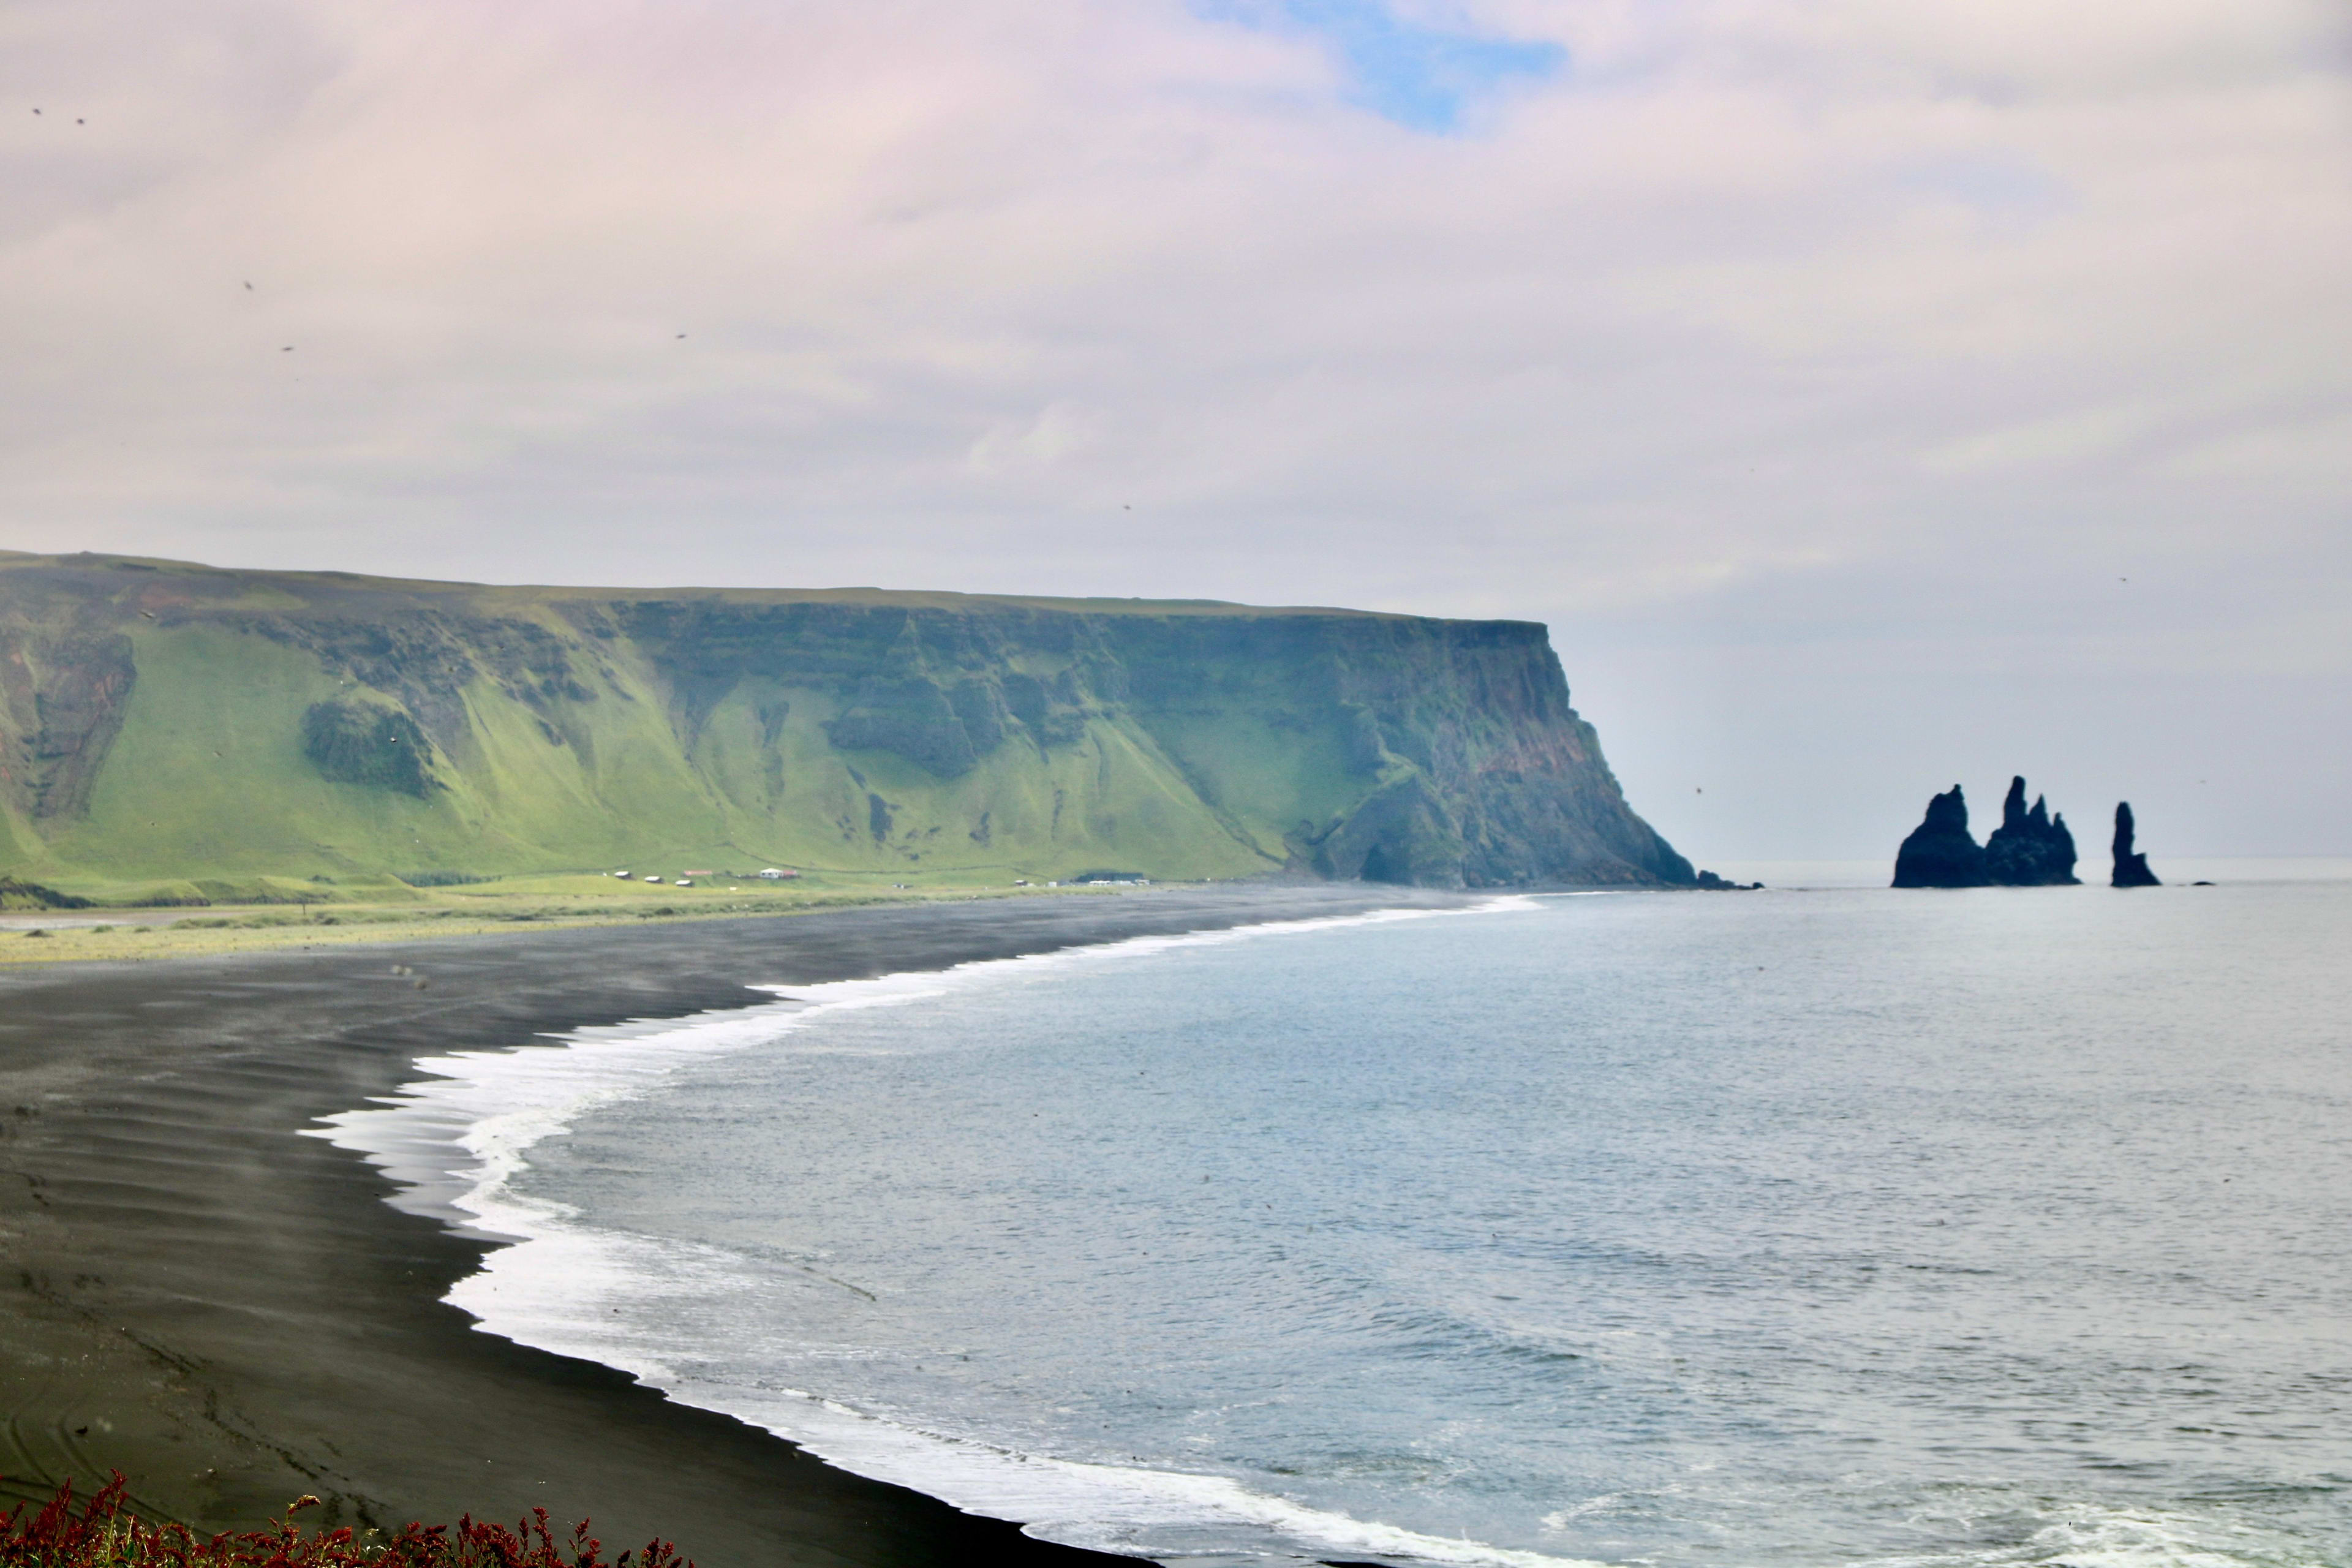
314;874;2352;1568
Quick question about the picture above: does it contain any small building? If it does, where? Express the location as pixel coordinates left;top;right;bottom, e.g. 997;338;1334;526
757;867;799;880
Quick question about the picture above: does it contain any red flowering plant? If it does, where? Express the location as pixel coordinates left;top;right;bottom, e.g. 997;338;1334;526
0;1475;689;1568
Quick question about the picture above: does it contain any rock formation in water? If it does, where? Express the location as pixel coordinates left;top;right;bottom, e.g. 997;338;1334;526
1891;785;1989;888
0;551;1695;892
2111;802;2160;887
1983;776;2079;886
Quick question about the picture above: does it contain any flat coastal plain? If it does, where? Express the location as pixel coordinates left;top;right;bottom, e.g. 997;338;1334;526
0;884;1471;1564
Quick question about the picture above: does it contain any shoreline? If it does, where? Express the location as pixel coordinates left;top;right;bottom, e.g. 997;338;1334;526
0;884;1207;970
317;896;1543;1564
0;883;1474;1564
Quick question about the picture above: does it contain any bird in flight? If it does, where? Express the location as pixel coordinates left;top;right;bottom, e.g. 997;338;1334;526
244;281;254;291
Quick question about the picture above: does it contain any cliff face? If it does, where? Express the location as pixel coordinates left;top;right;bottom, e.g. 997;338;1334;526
0;552;1692;892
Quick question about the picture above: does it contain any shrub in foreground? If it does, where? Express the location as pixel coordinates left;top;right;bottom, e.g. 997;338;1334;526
0;1476;689;1568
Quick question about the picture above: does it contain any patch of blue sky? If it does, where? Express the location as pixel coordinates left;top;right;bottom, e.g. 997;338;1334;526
1892;154;2074;220
1197;0;1566;134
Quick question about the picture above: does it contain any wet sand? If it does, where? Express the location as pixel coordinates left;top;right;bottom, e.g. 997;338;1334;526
0;883;1468;1564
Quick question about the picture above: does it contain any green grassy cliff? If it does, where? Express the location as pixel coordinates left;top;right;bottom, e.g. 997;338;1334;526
0;552;1692;897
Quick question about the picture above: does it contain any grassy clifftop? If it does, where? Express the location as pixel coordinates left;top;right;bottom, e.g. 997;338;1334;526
0;551;1692;899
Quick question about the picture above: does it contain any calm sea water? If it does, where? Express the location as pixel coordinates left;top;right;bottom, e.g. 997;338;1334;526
318;879;2352;1568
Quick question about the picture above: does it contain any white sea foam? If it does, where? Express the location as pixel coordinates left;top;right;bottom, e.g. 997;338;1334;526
307;895;1595;1568
1846;1497;2327;1568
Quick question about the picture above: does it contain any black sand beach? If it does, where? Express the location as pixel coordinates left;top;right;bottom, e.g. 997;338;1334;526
0;884;1471;1564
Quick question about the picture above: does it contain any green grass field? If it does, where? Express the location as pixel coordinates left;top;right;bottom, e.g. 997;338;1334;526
0;874;1160;968
10;617;1280;897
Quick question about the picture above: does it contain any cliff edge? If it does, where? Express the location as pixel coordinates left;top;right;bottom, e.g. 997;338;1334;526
0;552;1693;892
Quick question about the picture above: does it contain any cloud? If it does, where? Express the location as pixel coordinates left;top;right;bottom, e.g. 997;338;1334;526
0;0;2346;848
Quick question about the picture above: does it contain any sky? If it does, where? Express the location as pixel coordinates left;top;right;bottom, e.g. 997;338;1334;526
2;0;2347;861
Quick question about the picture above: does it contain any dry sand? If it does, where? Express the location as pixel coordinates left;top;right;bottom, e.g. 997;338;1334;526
0;883;1469;1564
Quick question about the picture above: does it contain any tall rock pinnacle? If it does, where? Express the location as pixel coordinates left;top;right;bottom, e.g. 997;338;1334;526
2111;803;2160;887
1985;775;2080;886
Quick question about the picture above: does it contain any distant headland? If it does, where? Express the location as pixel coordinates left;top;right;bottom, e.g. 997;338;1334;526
1893;779;2160;888
0;551;1694;900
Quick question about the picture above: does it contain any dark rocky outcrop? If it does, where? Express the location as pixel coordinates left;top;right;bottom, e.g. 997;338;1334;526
1892;785;1989;887
0;875;92;910
822;677;987;778
300;699;440;796
2111;802;2160;887
1983;776;2079;886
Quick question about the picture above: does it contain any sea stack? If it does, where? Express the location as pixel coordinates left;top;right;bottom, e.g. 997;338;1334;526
1892;785;1989;888
1984;776;2079;886
2111;802;2160;887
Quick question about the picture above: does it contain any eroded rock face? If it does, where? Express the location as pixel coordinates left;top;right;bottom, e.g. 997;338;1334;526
0;624;137;824
1893;785;1990;887
2111;802;2160;887
1985;776;2079;886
